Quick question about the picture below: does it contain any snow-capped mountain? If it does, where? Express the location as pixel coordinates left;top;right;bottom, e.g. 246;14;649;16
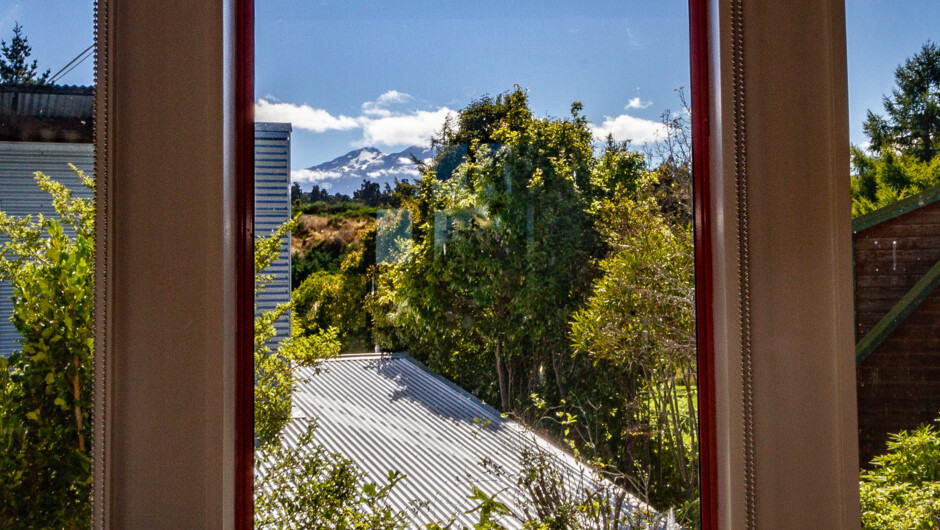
294;145;435;196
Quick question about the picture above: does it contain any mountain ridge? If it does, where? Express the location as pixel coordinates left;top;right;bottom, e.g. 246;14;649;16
295;145;435;196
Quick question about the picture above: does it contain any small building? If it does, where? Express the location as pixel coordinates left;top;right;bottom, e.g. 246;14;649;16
854;185;940;465
269;352;672;528
254;122;293;349
0;84;292;356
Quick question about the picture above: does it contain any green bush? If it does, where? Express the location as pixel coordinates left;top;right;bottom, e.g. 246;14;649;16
860;416;940;529
0;168;94;529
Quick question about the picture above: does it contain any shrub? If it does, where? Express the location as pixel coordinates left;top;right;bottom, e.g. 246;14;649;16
860;416;940;529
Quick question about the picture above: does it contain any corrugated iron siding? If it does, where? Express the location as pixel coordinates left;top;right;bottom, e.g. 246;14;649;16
1;123;292;357
265;354;654;528
0;142;94;356
255;123;292;350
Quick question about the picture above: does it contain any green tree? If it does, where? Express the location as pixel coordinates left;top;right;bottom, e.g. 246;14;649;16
852;42;940;216
570;189;698;509
850;146;940;216
369;88;701;516
371;88;612;413
0;167;93;528
864;41;940;163
291;225;376;351
0;23;50;86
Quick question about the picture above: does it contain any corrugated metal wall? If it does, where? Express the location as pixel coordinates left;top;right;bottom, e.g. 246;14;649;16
0;142;94;356
255;123;292;351
0;123;292;357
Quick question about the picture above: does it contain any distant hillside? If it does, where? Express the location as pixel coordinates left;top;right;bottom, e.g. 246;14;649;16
291;214;371;257
290;213;374;288
295;145;434;196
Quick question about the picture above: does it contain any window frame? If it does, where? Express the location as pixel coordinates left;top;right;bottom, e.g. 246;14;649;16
91;0;861;527
231;1;718;527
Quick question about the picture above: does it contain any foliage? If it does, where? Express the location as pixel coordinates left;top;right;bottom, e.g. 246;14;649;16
290;213;373;288
255;420;415;530
368;87;698;516
293;200;378;219
850;146;940;216
370;88;608;414
292;246;344;286
254;218;420;527
853;41;940;216
292;226;376;351
0;23;50;86
253;218;344;446
860;416;940;529
864;41;940;163
0;167;93;528
437;435;678;530
570;189;698;509
292;179;417;211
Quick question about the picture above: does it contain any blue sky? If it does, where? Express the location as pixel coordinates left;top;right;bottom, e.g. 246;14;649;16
255;0;691;175
4;1;938;174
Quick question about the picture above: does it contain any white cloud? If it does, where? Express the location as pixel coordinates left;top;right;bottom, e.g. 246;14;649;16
366;167;421;179
358;107;454;148
625;97;653;110
290;169;344;183
590;114;668;145
362;90;414;117
258;92;454;150
255;98;358;132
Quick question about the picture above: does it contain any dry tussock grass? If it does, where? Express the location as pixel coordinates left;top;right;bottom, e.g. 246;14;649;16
291;214;371;254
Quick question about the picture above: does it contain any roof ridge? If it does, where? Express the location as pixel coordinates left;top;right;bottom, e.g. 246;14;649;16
853;183;940;233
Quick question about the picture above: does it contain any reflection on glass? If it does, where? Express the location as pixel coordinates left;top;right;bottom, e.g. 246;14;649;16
846;3;940;525
0;11;96;528
255;2;697;527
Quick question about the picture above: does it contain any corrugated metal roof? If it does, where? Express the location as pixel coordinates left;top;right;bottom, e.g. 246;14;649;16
0;85;94;142
266;353;671;528
0;85;94;119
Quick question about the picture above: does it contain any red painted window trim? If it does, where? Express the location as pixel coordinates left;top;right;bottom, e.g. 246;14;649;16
689;0;717;528
235;0;255;527
234;1;716;527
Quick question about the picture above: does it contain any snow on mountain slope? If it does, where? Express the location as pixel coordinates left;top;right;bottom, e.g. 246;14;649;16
294;146;435;196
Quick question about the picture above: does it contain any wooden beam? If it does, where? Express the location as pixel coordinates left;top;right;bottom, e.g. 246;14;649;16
856;257;940;365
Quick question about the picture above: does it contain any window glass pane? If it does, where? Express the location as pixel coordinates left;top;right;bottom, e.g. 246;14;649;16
846;2;940;526
0;2;96;527
255;2;698;527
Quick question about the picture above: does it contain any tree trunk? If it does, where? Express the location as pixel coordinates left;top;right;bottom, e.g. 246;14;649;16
72;356;85;452
495;340;510;411
551;349;567;400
